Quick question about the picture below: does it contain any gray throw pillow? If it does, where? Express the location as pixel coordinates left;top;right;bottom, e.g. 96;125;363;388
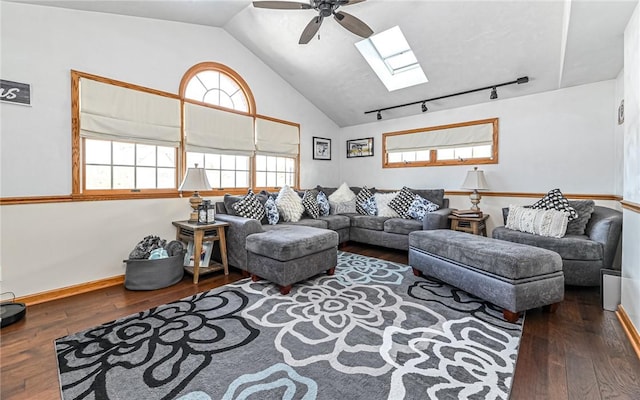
565;200;595;235
408;188;445;208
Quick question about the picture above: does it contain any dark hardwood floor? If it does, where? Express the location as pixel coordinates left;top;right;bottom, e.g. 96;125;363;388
2;243;639;399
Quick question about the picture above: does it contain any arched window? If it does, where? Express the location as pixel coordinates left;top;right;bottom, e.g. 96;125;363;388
180;62;257;190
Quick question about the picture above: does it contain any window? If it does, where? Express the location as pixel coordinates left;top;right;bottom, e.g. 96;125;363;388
383;118;499;168
71;64;300;199
73;72;182;195
356;26;428;91
85;139;176;190
255;155;296;188
182;62;257;191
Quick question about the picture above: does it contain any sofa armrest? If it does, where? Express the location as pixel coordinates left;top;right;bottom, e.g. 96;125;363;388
423;207;454;230
215;214;264;271
586;207;622;270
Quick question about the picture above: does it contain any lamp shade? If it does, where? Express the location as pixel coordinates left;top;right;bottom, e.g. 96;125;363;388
179;166;211;192
461;167;489;190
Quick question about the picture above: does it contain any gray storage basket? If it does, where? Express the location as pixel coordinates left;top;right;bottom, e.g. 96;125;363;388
124;252;185;290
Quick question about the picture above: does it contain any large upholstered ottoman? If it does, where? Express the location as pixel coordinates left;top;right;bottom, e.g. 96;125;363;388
409;230;564;322
246;225;339;294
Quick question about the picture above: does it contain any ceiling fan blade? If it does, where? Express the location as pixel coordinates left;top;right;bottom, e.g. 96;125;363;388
339;0;367;6
333;11;373;38
299;16;323;44
252;1;312;10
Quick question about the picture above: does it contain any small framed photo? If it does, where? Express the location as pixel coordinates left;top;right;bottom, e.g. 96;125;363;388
313;136;331;160
347;137;374;158
183;241;213;267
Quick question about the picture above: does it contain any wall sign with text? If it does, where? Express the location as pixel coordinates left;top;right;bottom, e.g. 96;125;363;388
1;79;31;106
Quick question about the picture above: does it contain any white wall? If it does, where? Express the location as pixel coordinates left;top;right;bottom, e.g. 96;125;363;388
338;81;617;194
621;1;640;337
0;2;341;197
0;2;342;297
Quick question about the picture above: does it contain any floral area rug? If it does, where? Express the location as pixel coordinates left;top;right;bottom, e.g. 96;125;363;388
55;251;523;400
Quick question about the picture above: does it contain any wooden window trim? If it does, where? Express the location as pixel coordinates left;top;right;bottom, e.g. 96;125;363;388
382;118;499;168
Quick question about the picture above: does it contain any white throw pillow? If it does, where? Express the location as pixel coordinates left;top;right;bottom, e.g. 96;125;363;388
375;192;401;218
329;199;356;214
506;205;568;238
328;182;356;203
276;185;305;222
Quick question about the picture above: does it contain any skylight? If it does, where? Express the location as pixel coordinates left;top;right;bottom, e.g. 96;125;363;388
356;26;427;92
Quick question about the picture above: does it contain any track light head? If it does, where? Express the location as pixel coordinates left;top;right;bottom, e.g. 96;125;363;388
490;87;498;100
516;76;529;84
421;102;428;112
376;110;382;120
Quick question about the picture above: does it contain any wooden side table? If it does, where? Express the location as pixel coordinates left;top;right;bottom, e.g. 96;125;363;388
448;214;490;236
172;220;229;284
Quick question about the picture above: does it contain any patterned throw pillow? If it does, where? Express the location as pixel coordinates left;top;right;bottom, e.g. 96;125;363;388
264;196;279;225
276;185;305;222
506;205;568;238
356;187;374;215
375;192;400;218
232;190;266;221
329;199;356;214
388;186;416;219
360;196;378;216
531;189;578;221
316;191;330;217
302;190;320;219
407;195;440;221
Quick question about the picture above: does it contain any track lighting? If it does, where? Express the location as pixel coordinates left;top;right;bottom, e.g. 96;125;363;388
377;110;382;120
364;76;529;119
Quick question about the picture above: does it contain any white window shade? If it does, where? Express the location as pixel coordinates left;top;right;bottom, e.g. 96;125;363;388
255;117;300;157
184;102;254;155
79;78;181;147
386;122;493;153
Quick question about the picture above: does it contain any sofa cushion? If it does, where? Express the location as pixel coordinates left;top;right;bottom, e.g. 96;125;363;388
223;194;243;216
566;200;595;235
246;225;337;262
505;205;568;238
375;192;401;218
388;186;416;219
232;190;266;221
319;214;351;230
316;185;337;197
492;227;603;261
276;218;328;229
276;185;305;222
531;188;578;221
350;215;387;231
384;218;423;235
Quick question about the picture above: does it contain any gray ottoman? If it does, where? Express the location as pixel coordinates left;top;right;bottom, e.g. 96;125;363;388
246;225;339;294
409;230;564;322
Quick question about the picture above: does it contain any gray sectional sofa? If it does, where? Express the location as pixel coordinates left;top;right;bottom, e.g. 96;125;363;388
492;204;623;286
214;186;453;272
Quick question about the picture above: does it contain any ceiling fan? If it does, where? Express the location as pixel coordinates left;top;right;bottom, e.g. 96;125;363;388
253;0;374;44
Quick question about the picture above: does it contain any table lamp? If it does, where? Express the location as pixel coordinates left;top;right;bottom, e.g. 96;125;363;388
461;166;489;211
178;164;212;222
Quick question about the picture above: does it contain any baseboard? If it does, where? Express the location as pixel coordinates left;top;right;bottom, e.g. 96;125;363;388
616;304;640;360
14;275;125;306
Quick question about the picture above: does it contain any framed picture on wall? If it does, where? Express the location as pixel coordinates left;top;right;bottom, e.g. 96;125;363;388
347;137;374;158
313;136;331;160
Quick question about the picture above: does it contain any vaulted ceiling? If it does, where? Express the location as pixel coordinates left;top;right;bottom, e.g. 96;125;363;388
9;0;638;127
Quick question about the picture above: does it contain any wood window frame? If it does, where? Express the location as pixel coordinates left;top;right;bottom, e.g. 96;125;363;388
382;117;499;168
